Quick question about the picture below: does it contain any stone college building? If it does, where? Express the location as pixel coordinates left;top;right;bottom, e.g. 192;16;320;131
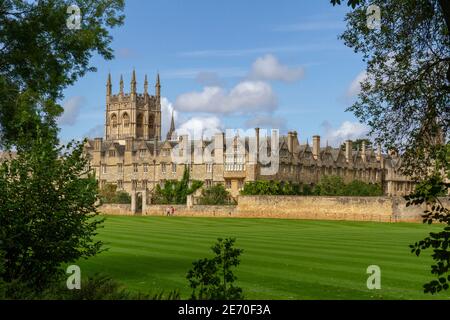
84;72;414;206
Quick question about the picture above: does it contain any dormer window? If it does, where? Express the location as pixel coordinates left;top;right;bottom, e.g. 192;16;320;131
109;150;115;157
139;149;146;157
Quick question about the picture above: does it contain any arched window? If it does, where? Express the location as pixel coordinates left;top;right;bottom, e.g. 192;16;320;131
137;113;143;128
111;114;117;128
149;114;154;129
122;113;130;127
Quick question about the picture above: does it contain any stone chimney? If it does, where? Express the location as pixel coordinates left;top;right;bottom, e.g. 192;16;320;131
345;140;353;162
214;132;224;164
361;140;367;162
312;135;320;160
287;131;294;154
376;143;382;161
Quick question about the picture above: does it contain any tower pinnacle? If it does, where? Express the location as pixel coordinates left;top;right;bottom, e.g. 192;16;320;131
167;110;176;141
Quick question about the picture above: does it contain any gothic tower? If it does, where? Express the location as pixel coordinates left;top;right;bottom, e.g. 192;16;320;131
105;71;162;142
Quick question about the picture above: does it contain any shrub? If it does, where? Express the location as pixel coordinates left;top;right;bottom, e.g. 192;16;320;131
313;175;346;196
3;274;180;300
152;168;202;204
99;184;131;204
198;185;234;205
240;180;310;196
187;238;244;300
0;132;103;291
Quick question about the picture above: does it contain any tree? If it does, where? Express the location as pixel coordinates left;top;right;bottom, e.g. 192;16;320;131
152;167;203;204
187;238;244;300
0;130;103;290
198;184;234;205
338;0;448;178
0;0;124;146
340;138;372;151
334;0;449;293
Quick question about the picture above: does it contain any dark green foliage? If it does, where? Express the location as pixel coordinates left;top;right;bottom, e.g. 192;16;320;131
314;176;383;196
240;178;382;196
240;180;310;196
0;130;103;291
187;238;244;300
198;184;234;205
99;183;131;204
152;167;202;204
0;274;180;300
0;0;125;146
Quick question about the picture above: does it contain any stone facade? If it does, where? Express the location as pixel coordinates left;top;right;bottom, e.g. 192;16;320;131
85;72;415;210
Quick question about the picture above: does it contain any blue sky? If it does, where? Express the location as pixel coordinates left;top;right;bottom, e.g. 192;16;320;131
59;0;369;146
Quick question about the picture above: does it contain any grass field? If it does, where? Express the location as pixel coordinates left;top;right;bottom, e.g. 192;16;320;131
76;216;450;300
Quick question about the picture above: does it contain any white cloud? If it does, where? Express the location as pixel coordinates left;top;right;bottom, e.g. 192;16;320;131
322;120;369;146
161;97;178;138
58;96;85;126
249;54;304;83
177;116;222;139
346;71;367;98
174;81;277;114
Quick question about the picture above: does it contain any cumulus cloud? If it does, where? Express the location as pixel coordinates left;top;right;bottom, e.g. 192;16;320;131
322;120;369;146
174;81;277;114
58;96;85;126
244;114;287;130
346;71;367;98
177;116;223;139
249;54;304;83
161;97;178;138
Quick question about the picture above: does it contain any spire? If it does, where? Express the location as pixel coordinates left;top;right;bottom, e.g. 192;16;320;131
155;73;161;97
119;74;124;95
144;74;148;95
166;110;176;141
131;69;136;94
106;73;112;96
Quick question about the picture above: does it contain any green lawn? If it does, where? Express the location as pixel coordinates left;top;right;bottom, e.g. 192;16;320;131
76;216;449;299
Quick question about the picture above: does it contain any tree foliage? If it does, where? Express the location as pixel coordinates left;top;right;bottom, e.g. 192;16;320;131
198;184;234;205
152;167;203;204
187;238;243;300
240;178;382;196
339;0;449;179
240;180;312;196
0;0;125;146
0;130;103;290
99;183;131;204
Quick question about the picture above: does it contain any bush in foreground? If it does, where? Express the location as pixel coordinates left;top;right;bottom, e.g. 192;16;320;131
0;131;103;292
187;238;244;300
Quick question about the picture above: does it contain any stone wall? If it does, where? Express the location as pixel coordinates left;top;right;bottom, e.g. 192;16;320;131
99;203;132;215
236;196;422;222
98;196;448;223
